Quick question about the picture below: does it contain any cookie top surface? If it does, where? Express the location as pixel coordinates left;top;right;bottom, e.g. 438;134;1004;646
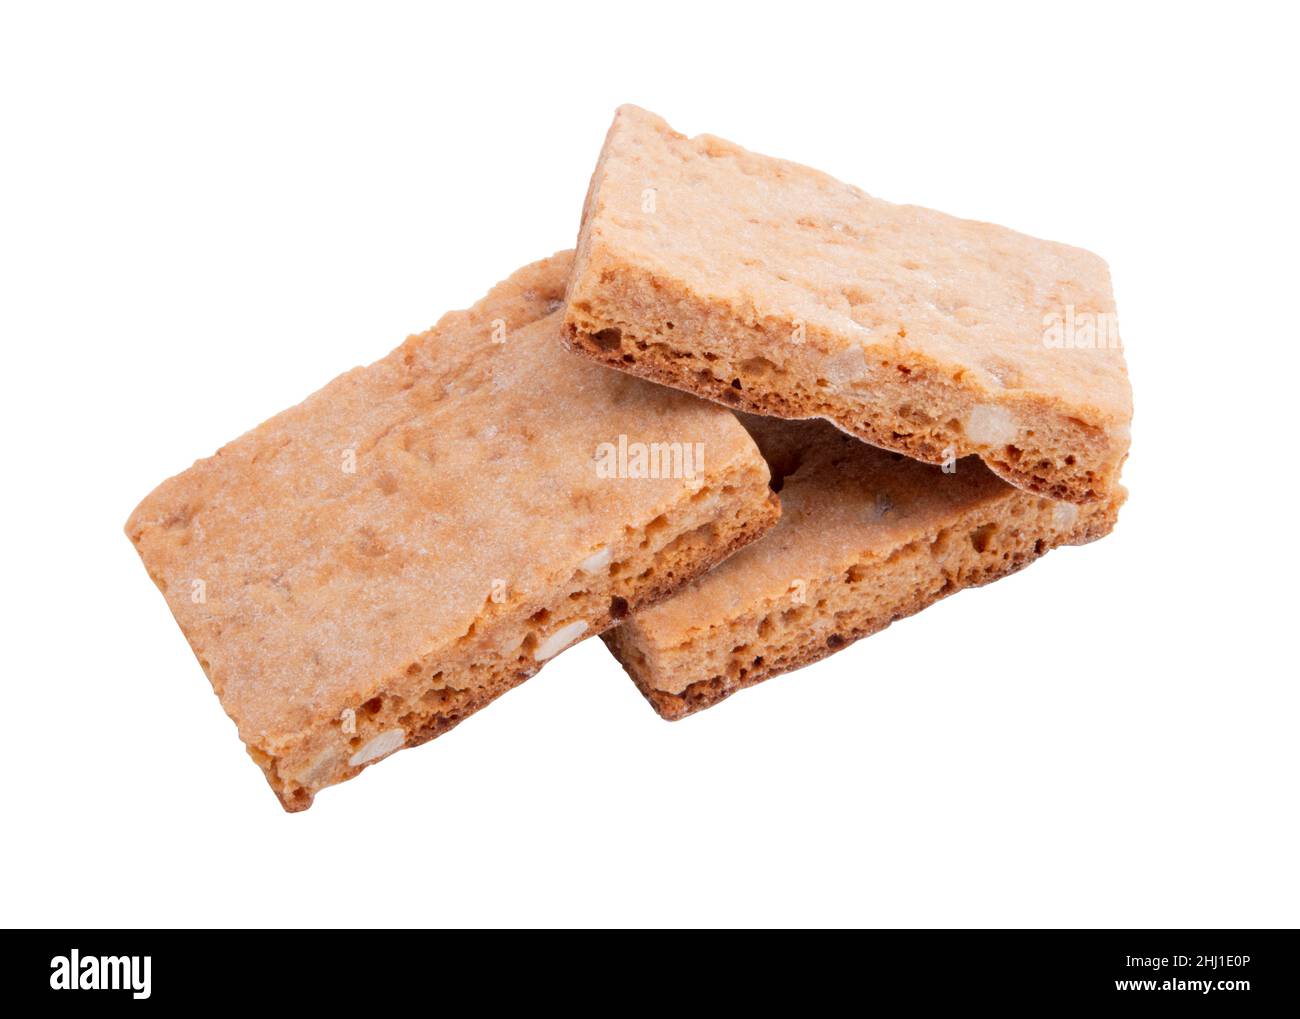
126;252;761;744
573;105;1131;425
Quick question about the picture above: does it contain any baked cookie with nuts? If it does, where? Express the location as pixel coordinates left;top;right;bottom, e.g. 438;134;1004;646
563;106;1131;504
127;252;779;809
605;414;1122;719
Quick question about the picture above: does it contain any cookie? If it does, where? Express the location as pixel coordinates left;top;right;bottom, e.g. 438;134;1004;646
604;413;1122;719
126;253;780;809
564;106;1132;504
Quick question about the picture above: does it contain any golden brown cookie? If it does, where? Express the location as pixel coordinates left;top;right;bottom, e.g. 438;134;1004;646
126;253;779;809
564;106;1132;504
605;414;1122;719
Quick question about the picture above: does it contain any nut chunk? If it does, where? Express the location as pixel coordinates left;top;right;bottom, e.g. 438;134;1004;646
126;252;779;809
604;414;1123;719
564;105;1132;504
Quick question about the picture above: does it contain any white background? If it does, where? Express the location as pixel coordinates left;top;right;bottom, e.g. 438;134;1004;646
3;2;1296;928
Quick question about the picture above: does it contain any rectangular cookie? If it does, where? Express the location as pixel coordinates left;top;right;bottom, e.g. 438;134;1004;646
126;252;780;809
564;105;1132;504
604;413;1123;719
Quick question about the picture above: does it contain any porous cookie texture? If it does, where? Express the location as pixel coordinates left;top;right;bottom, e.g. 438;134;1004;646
564;105;1132;504
604;414;1123;720
126;252;780;809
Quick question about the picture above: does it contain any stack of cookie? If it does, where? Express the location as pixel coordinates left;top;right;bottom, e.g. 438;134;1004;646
127;106;1130;809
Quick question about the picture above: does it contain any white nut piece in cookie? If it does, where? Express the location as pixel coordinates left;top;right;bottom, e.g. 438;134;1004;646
533;620;589;661
964;404;1018;447
294;747;343;788
1052;501;1080;529
823;342;869;385
578;546;613;575
348;728;405;768
500;631;525;654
